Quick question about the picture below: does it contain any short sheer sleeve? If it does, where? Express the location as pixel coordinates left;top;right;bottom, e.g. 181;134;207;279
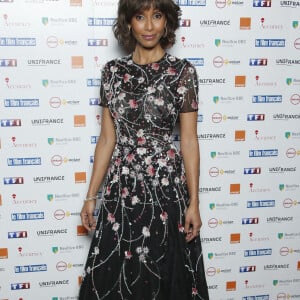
177;61;199;113
99;63;111;107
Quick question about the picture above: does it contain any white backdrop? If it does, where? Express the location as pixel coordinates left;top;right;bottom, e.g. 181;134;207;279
1;0;300;299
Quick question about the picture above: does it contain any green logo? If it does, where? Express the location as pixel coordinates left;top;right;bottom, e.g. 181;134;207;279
292;21;298;29
42;17;48;25
52;247;59;254
285;132;291;139
279;184;285;191
208;253;214;259
215;39;221;47
213;96;219;104
286;78;292;85
211;152;217;159
273;280;278;286
42;79;49;87
47;194;54;202
209;203;215;210
278;233;283;239
48;137;54;145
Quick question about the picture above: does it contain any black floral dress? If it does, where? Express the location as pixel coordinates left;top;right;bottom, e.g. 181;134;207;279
79;53;209;300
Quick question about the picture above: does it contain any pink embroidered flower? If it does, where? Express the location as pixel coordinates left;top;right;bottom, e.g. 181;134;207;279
137;129;144;137
129;99;138;109
151;63;160;70
191;101;198;110
192;288;198;295
112;222;120;231
137;136;146;145
106;186;111;195
121;187;129;198
160;212;168;222
167;149;176;159
145;156;152;165
125;251;132;259
107;213;115;223
147;165;155;176
177;86;187;94
154;98;164;106
110;65;118;73
181;174;186;182
123;73;131;83
115;158;121;166
142;226;150;237
178;223;185;233
161;178;169;186
167;67;176;75
126;153;135;163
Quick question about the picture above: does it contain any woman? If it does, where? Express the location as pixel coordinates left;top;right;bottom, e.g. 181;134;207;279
79;0;209;299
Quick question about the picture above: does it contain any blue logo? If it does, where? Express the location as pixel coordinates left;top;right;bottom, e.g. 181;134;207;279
87;18;115;26
1;119;22;127
8;231;28;238
11;283;30;290
255;39;285;47
0;37;36;46
14;264;47;273
244;248;272;257
11;212;45;221
90;155;94;163
242;218;259;224
187;58;204;66
91;136;99;144
247;114;265;121
3;177;24;184
240;266;256;272
87;79;100;87
7;157;41;166
0;58;17;66
198;114;203;122
247;200;275;208
249;149;278;157
244;168;261;174
176;0;206;6
253;0;271;7
252;95;282;103
249;59;268;66
89;98;100;105
88;39;108;46
243;296;269;300
4;99;39;107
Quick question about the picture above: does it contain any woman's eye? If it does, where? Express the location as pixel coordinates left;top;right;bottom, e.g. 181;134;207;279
135;15;144;21
153;13;162;19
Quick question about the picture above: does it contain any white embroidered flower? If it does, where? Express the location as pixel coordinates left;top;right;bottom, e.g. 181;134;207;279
94;246;99;255
142;226;150;237
147;86;156;94
177;86;187;94
157;84;164;91
118;92;126;100
125;251;132;259
163;134;170;141
118;107;125;114
152;179;159;186
188;67;195;74
122;166;129;175
161;177;169;186
86;266;91;274
120;136;128;144
137;147;147;155
154;98;164;106
137;129;144;137
110;65;118;73
158;158;167;167
145;156;152;165
145;114;152;121
138;77;145;84
169;55;176;62
143;246;149;254
139;254;146;262
112;222;120;232
131;196;140;205
136;246;143;254
103;83;110;90
114;81;121;88
174;177;180;184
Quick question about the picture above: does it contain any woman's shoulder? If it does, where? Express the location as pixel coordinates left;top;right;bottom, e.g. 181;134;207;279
166;53;194;69
103;55;132;69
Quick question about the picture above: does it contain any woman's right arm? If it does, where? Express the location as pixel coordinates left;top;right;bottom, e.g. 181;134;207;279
80;107;116;231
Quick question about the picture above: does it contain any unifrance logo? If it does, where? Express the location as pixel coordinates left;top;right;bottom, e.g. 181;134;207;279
253;0;271;6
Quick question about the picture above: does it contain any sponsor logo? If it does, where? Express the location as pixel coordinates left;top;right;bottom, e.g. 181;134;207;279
244;280;265;289
201;236;222;243
180;36;205;49
213;56;241;67
215;0;244;7
208;218;234;228
87;17;114;26
269;166;297;174
286;77;300;85
247;200;275;208
4;98;39;107
249;149;278;157
215;38;247;47
10;194;37;205
279;183;300;192
199;77;226;85
199;19;230;27
249;232;270;242
11;283;30;290
209;167;235;177
230;233;240;243
276;58;300;66
180;19;191;27
31;118;64;126
39;280;70;287
48;136;81;145
14;264;47;273
244;248;272;257
37;229;68;237
46;36;77;48
0;37;36;46
273;113;300;120
7;157;41;166
199;186;222;193
199;133;226;140
252;95;282;103
18;246;42;257
240;17;251;30
0;58;17;66
235;130;246;141
247;114;265;121
244;167;261;174
249;58;268;66
52;245;84;254
4;177;24;185
177;0;206;6
0;248;8;259
209;202;239;210
56;261;84;271
11;212;44;221
254;130;276;141
50;155;80;166
206;266;232;276
255;39;285;47
87;78;100;87
264;264;289;271
8;231;28;238
1;119;22;127
260;17;283;30
42;17;77;26
240;266;256;272
226;281;236;291
88;39;108;46
213;95;244;104
242;218;259;225
207;251;236;259
33;176;65;184
186;58;204;67
285;131;300;139
49;97;80;108
230;183;240;194
211;150;240;159
280;1;300;7
253;0;271;7
267;216;293;223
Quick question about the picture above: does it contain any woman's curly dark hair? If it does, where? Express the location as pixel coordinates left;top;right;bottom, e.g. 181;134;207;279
113;0;181;52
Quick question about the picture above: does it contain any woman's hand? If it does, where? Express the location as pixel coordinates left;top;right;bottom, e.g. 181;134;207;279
80;200;97;232
184;203;202;242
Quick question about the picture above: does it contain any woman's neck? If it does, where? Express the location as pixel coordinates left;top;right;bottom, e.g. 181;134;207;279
132;46;165;65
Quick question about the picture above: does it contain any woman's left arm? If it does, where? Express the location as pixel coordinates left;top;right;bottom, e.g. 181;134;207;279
179;111;202;242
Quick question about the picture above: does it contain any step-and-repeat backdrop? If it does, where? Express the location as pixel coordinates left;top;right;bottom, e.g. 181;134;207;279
1;0;300;299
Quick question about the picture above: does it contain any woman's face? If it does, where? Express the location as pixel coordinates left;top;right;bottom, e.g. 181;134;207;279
130;6;166;50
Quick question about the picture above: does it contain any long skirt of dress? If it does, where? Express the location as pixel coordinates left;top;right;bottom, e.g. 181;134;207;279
79;146;209;300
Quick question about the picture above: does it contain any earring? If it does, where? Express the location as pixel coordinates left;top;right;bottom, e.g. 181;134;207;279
128;26;131;33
